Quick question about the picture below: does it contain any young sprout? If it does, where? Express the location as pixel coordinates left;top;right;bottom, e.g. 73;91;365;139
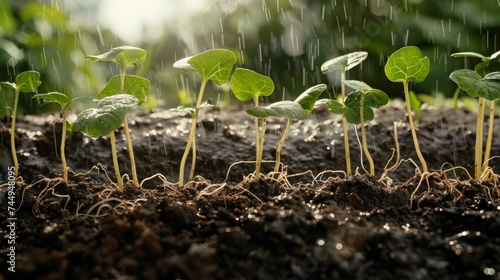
1;70;41;178
246;101;308;178
87;46;148;188
230;68;274;179
169;101;215;180
33;92;90;183
173;49;236;186
450;51;500;179
273;84;326;173
336;80;388;176
321;51;368;176
73;94;139;192
449;68;500;181
385;46;430;174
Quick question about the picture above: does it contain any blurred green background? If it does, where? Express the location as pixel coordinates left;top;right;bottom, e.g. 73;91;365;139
1;0;499;115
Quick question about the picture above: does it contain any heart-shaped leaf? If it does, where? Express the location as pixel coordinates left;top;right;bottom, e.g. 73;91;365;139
174;49;236;85
231;68;274;101
450;69;500;100
385;46;430;84
87;46;146;68
294;84;327;114
2;70;41;93
321;51;368;73
73;94;139;137
342;80;372;92
33;92;70;108
246;101;308;120
98;75;150;105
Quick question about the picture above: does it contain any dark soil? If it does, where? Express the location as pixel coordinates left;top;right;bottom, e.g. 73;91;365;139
1;106;500;280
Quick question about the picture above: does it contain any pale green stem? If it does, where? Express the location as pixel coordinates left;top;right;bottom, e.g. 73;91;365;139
10;89;20;178
340;71;351;176
475;97;486;181
255;118;267;179
189;133;196;180
483;100;495;170
403;82;428;173
61;111;68;183
360;93;374;176
274;118;292;173
253;96;261;179
179;80;207;186
110;131;123;192
123;117;139;187
119;65;126;93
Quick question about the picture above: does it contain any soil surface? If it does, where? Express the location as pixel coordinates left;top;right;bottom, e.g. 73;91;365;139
1;106;500;279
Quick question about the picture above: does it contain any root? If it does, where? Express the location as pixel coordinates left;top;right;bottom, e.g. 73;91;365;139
409;172;431;209
32;177;69;216
81;197;138;218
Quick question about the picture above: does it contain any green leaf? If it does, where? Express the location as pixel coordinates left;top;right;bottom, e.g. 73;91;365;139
294;84;327;114
321;51;368;73
33;92;70;108
73;94;139;137
169;101;215;116
363;89;389;108
385;46;430;84
484;71;500;80
231;68;274;101
173;49;236;85
1;81;16;90
246;101;307;120
408;91;422;112
450;69;500;100
16;70;41;93
87;46;146;68
98;75;150;105
342;80;372;92
451;52;486;59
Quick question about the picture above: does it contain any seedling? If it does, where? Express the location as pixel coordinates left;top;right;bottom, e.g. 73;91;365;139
73;94;139;192
1;70;41;178
449;68;500;181
272;84;326;173
230;68;275;179
173;49;236;186
321;51;368;176
450;51;500;179
169;101;215;180
385;46;430;174
87;46;149;188
33;92;91;183
330;80;388;175
246;100;307;178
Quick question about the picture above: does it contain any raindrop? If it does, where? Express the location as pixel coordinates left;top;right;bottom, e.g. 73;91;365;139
96;25;104;46
405;29;409;45
258;44;262;62
322;5;325;20
457;33;461;48
441;20;446;37
343;4;347;19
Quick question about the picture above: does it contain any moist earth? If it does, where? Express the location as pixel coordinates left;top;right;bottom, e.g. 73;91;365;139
0;106;499;280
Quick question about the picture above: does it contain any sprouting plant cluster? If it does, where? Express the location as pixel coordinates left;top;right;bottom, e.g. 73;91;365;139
2;45;500;191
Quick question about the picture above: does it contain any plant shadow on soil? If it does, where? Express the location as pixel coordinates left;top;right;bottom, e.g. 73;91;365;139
1;106;500;280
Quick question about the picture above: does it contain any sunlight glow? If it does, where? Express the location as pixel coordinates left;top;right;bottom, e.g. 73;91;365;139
97;0;210;43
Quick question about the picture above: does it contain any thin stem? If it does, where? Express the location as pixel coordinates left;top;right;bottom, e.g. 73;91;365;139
255;118;267;178
61;111;68;183
189;133;196;180
474;97;486;181
340;71;352;176
360;93;374;176
123;117;139;187
483;100;495;170
119;65;126;93
253;96;261;179
110;131;123;192
403;82;428;173
179;80;207;186
11;89;19;178
274;118;292;173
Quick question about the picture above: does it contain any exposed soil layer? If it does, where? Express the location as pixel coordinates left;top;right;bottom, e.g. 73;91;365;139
1;106;500;279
